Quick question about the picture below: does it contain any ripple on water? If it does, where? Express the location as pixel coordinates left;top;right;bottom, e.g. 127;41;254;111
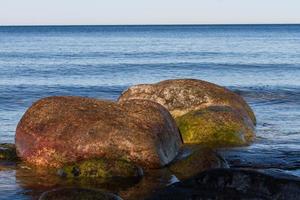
0;170;27;200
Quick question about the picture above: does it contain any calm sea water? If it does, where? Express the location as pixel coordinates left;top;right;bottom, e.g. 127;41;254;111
0;25;300;199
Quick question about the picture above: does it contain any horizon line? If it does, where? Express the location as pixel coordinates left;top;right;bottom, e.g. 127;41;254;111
0;23;300;27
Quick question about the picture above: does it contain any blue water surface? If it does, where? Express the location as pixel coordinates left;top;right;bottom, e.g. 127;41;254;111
0;25;300;199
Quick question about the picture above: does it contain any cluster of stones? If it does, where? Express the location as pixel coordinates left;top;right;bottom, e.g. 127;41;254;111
1;79;259;199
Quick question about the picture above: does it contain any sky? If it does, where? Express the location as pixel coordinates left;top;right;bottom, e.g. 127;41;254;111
0;0;300;25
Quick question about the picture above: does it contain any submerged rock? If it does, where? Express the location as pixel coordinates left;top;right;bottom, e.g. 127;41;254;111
16;96;182;169
176;106;255;146
118;79;256;124
147;168;300;200
58;158;143;179
0;143;18;161
169;145;228;180
119;168;178;200
39;188;122;200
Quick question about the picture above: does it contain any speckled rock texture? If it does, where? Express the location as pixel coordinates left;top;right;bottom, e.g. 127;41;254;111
118;79;256;146
169;145;228;180
39;188;122;200
118;79;256;124
15;96;182;169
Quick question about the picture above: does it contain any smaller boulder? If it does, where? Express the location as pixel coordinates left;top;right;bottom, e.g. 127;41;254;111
176;106;255;146
169;145;228;180
0;143;18;161
57;158;143;179
39;188;122;200
118;79;256;125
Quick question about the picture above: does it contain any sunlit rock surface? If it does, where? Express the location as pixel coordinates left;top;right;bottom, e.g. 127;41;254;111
15;96;182;169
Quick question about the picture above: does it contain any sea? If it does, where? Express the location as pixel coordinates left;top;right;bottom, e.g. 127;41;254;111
0;25;300;199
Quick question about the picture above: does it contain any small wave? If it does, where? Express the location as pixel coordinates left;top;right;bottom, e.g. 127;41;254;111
0;85;126;111
231;86;300;105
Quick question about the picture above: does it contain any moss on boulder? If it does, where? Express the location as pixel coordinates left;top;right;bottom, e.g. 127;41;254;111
58;158;143;179
169;145;228;180
0;143;18;161
176;106;255;146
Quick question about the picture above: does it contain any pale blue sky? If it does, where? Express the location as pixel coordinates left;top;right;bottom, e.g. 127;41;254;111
0;0;300;25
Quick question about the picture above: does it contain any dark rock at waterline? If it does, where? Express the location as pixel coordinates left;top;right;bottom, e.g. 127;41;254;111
57;158;143;179
118;79;256;124
16;96;182;169
169;145;229;180
119;168;179;200
39;188;122;200
147;168;300;200
0;143;18;161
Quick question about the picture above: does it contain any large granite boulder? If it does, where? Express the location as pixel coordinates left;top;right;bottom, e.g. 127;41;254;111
147;168;300;200
15;96;182;169
176;106;255;146
39;188;122;200
118;79;256;124
118;79;256;146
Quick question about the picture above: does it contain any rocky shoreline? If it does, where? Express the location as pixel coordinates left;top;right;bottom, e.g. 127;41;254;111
1;79;299;199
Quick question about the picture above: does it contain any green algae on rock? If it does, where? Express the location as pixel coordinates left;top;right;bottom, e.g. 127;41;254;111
39;188;122;200
58;158;143;179
15;96;182;169
169;145;228;180
176;106;255;146
0;143;18;161
118;79;256;125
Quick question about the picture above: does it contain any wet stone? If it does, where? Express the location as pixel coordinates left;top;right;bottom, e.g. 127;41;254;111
0;143;18;161
147;168;300;200
168;145;229;180
39;188;123;200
